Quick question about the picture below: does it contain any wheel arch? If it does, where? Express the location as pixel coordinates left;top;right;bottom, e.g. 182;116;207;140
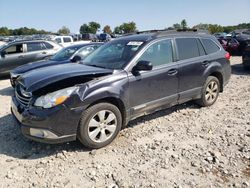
209;71;224;92
85;97;127;128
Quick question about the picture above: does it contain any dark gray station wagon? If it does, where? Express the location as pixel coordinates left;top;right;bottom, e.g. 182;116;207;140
11;30;231;149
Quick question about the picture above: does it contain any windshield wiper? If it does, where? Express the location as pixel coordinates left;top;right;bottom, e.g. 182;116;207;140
85;64;106;69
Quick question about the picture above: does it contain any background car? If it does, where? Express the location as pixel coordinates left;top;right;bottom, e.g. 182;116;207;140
53;36;74;47
214;32;227;39
231;29;250;54
81;33;98;42
217;38;240;54
0;40;62;76
98;33;111;42
242;43;250;69
0;40;6;47
10;43;103;86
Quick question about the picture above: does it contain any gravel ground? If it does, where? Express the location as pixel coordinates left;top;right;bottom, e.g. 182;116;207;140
0;56;249;188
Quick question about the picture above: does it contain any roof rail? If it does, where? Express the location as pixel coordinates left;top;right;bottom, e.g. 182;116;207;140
154;29;210;37
119;28;210;38
120;29;169;37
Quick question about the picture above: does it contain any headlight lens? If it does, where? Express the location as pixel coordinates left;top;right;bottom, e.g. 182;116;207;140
34;86;78;108
10;72;20;78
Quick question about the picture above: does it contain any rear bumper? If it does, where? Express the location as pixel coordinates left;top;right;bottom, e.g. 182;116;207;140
11;96;82;144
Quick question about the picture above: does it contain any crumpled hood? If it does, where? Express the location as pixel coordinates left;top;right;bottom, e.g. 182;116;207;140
18;63;113;92
12;59;70;75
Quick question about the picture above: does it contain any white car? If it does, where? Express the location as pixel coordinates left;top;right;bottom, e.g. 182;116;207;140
0;41;6;47
53;36;74;47
53;36;91;47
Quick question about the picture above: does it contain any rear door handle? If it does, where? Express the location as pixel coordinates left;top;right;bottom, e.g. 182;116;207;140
202;61;210;67
42;51;47;54
18;55;24;58
167;69;178;76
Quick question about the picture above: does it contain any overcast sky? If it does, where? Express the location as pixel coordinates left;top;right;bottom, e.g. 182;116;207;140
0;0;249;33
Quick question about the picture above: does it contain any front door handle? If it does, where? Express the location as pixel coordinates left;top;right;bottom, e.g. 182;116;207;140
202;61;210;67
42;51;47;54
18;55;24;58
167;69;178;76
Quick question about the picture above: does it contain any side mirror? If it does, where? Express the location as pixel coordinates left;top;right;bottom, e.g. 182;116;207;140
133;60;153;72
71;55;81;63
1;51;6;58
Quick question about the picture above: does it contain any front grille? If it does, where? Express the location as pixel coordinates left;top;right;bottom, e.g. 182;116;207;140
15;85;32;106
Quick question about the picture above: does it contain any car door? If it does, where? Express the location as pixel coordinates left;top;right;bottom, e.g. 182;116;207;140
24;42;48;63
128;39;178;117
175;38;208;102
0;43;25;74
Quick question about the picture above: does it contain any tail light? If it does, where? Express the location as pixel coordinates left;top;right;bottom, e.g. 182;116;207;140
225;52;231;60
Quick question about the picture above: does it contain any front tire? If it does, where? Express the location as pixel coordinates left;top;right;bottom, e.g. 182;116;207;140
196;76;220;107
77;103;122;149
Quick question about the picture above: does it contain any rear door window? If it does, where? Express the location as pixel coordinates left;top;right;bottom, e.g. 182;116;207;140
27;42;46;52
176;38;200;60
55;38;62;44
201;39;220;54
43;42;53;49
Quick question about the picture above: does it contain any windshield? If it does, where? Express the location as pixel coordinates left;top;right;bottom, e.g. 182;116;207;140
50;46;82;61
82;40;144;69
0;43;7;50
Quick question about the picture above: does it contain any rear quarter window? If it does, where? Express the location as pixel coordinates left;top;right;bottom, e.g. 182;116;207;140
201;38;220;54
43;42;53;49
55;38;62;44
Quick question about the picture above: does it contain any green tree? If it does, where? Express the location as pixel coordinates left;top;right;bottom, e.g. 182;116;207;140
181;19;187;29
58;26;70;35
103;25;112;34
173;23;181;29
114;22;137;34
121;22;137;33
0;27;10;36
79;22;101;34
114;26;122;34
193;23;209;30
80;24;91;34
89;22;101;34
208;24;224;34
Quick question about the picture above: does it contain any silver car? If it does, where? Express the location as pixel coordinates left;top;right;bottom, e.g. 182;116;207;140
0;40;62;76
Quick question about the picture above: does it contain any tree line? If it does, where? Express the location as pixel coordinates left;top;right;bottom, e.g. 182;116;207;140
169;20;250;34
0;27;52;36
0;20;250;36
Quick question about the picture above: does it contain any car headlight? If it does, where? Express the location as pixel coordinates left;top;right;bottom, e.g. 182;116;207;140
34;86;78;108
10;72;20;78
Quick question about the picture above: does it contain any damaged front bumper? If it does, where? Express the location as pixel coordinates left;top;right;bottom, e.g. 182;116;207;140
11;96;83;144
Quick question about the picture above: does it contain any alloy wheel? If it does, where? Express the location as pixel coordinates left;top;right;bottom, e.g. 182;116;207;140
87;110;117;143
205;81;219;103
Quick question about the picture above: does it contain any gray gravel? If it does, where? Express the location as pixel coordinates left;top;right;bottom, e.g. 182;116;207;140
0;56;249;188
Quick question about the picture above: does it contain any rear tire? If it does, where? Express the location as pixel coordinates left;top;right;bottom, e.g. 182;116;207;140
77;103;122;149
196;76;220;107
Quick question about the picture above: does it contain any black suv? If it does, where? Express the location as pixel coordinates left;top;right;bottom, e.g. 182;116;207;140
11;30;231;149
